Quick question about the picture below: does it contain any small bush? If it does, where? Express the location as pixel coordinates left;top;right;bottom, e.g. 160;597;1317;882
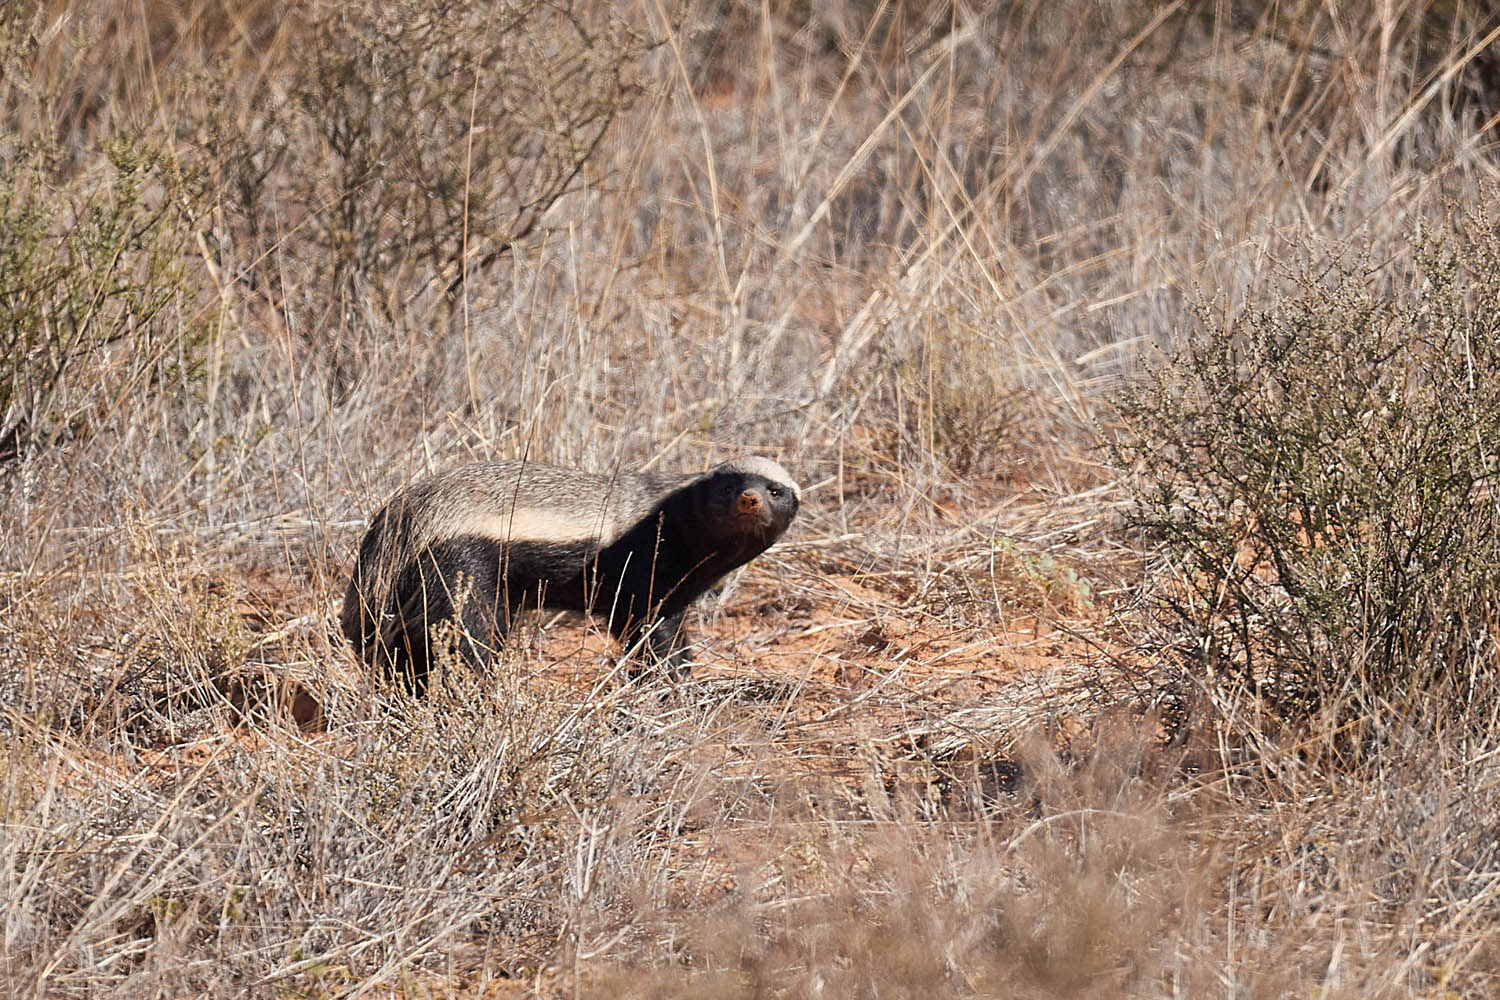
1116;219;1500;723
199;0;649;390
0;138;205;460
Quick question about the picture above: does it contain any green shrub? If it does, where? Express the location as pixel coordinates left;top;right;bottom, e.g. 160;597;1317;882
1116;221;1500;722
0;138;205;459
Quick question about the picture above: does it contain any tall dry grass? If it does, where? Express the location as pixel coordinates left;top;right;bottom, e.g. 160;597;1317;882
4;0;1500;994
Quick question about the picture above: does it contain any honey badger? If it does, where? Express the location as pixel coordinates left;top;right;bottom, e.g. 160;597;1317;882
341;456;800;690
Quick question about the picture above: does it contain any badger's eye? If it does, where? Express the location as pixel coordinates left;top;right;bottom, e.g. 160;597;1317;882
768;486;783;499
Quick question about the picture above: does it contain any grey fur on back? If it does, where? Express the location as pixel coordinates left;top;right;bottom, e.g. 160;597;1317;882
389;460;684;551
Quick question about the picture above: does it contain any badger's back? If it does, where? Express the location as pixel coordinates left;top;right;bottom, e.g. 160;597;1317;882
389;461;672;550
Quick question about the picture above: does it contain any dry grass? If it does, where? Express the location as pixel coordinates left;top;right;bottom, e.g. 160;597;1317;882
4;0;1500;995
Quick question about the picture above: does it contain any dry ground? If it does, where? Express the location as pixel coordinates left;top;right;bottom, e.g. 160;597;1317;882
7;0;1500;996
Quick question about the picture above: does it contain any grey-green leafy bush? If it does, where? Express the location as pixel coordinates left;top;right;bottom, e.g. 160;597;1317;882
1116;222;1500;722
0;139;204;459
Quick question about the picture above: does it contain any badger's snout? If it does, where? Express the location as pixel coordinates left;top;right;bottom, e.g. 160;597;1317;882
737;490;764;518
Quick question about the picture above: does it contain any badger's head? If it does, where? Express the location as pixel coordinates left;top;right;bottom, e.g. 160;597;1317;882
694;456;800;553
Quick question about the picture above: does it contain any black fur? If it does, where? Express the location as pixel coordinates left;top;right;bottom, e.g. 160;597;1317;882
342;460;799;691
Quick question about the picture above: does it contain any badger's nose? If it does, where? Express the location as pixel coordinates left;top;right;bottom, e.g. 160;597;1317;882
738;491;763;516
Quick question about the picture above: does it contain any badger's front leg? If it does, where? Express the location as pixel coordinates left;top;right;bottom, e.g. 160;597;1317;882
617;610;692;680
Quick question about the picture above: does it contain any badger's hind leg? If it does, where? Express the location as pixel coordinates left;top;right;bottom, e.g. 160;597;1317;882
341;509;391;667
384;537;505;693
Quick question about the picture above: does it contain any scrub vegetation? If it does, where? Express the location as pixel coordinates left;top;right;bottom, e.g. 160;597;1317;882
4;0;1500;995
